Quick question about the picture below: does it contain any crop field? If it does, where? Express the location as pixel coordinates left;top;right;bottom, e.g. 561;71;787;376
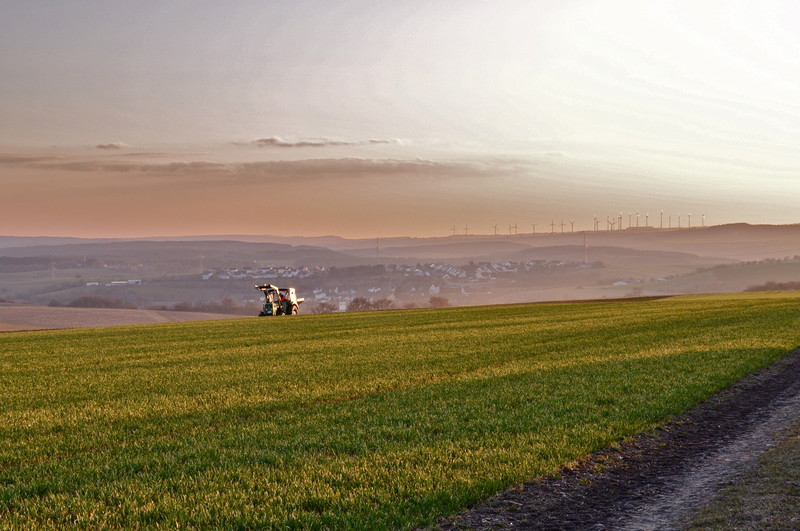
2;292;800;529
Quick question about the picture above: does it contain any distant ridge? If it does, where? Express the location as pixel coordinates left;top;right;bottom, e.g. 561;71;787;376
2;223;799;262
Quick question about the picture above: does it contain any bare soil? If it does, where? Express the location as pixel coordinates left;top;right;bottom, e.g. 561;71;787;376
440;348;800;530
0;303;241;331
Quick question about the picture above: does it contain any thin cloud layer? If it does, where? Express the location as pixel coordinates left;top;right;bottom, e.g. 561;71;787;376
95;142;130;150
0;153;524;183
243;137;403;148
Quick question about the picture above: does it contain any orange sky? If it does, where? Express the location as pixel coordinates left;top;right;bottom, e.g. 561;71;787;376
2;2;799;238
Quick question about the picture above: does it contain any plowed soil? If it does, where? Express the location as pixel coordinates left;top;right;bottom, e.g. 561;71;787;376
0;303;240;331
440;348;800;530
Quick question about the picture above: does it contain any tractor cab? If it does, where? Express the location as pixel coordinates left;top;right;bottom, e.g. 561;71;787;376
255;284;304;316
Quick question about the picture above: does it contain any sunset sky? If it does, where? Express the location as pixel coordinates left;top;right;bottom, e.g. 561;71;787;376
1;1;799;238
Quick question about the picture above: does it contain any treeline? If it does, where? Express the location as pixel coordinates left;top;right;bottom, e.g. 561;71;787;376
0;256;103;273
326;264;387;279
744;281;800;292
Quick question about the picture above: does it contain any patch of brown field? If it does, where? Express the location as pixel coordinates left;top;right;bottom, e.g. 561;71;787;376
0;303;242;331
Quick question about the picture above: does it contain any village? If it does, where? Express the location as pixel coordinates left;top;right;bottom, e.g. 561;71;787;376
198;259;601;310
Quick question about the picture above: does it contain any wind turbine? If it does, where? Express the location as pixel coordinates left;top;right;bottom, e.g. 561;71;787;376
645;213;649;227
560;220;565;233
493;224;498;236
688;213;692;229
450;225;456;237
570;221;575;232
593;215;599;232
513;223;519;236
531;223;537;234
550;220;556;234
464;224;469;236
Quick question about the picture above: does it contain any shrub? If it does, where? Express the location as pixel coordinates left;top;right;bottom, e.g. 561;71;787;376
428;296;449;308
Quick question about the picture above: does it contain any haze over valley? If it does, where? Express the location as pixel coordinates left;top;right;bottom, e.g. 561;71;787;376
1;223;798;330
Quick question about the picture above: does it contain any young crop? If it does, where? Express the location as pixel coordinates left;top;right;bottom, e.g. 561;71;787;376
1;293;799;528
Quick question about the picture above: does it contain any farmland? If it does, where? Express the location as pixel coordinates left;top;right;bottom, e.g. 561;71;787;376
2;293;800;528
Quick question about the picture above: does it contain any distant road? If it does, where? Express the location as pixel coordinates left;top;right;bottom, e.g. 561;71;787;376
0;303;243;332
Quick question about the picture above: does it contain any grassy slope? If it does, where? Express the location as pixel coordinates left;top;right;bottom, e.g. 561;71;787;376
1;293;799;529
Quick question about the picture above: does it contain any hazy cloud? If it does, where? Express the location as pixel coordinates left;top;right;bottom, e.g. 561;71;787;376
0;154;55;165
250;137;357;148
96;142;130;150
46;160;228;174
240;137;404;148
234;158;461;180
0;152;531;185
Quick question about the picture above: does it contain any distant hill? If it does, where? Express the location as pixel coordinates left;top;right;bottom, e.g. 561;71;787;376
2;223;798;267
0;236;122;249
511;245;721;266
0;240;368;270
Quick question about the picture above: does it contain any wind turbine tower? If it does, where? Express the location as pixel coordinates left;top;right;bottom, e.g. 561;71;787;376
570;221;575;232
493;224;498;236
531;223;537;234
583;231;588;265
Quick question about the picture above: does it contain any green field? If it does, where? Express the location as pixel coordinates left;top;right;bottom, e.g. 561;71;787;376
2;293;799;529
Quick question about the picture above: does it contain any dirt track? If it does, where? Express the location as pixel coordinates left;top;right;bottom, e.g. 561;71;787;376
440;348;800;530
0;303;241;331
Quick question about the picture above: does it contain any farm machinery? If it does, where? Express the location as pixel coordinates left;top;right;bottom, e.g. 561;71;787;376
254;284;304;316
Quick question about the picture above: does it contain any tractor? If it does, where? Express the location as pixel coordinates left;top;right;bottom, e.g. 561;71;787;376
254;284;304;316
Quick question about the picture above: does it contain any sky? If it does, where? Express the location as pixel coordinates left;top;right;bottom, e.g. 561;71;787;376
1;0;799;238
